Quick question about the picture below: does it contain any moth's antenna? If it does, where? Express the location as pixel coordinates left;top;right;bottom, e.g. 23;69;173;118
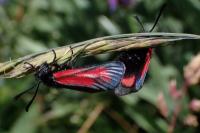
134;3;167;32
25;81;41;112
14;84;36;100
134;15;145;32
149;3;167;32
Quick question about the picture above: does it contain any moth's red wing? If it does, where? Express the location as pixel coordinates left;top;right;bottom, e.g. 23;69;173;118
53;61;125;92
134;48;152;89
115;48;152;96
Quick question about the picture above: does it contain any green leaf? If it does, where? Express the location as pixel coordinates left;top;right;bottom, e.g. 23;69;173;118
143;0;165;11
125;104;168;133
121;94;139;106
16;36;47;54
74;0;90;9
30;0;49;11
10;105;40;133
189;0;200;10
51;0;73;13
33;16;63;33
98;16;121;35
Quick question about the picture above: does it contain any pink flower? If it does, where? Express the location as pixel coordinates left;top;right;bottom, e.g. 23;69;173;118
157;92;168;118
184;114;199;127
169;80;182;100
184;53;200;85
189;99;200;112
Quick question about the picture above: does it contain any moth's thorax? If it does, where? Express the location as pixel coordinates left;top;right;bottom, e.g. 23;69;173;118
35;63;53;82
117;48;149;74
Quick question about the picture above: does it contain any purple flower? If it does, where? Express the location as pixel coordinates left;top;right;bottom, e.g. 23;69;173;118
119;0;131;6
108;0;118;12
0;0;7;5
108;0;135;12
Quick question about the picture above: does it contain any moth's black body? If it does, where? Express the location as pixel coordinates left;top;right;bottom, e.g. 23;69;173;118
34;63;94;92
117;48;149;76
35;63;59;87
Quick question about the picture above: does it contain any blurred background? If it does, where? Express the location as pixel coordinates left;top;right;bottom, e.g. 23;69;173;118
0;0;200;133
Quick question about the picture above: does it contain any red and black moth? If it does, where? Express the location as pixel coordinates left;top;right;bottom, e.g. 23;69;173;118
15;4;166;111
15;47;151;111
36;61;125;93
114;3;166;95
114;48;152;96
15;56;126;111
36;48;151;96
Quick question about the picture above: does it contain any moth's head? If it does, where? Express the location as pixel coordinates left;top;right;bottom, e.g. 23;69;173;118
35;63;52;80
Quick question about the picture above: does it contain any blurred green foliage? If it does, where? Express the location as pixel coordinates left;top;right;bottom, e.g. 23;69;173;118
0;0;200;133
